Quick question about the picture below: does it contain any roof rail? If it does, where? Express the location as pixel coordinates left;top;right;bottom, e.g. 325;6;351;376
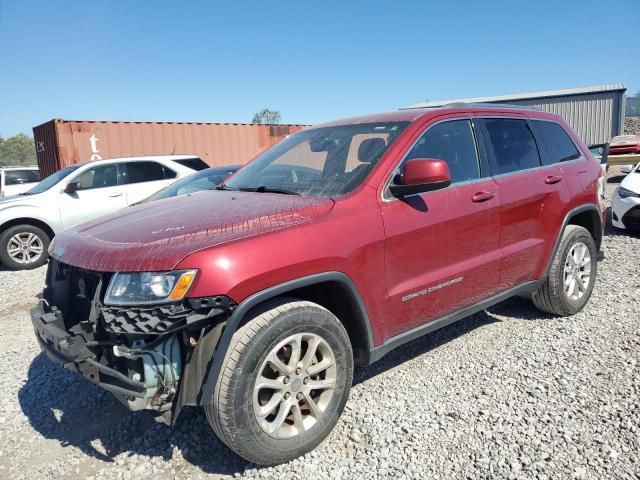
400;102;540;111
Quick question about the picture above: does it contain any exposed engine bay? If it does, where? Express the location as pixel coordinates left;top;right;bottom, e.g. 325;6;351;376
31;259;235;423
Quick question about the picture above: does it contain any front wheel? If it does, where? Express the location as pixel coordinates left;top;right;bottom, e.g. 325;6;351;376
205;299;353;466
0;224;50;270
532;225;597;316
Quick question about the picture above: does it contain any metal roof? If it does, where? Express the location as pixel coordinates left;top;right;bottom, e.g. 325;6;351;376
406;84;627;109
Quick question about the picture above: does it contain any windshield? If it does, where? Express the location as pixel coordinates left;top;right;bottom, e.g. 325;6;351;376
141;165;239;203
224;122;409;197
612;135;638;143
23;166;79;195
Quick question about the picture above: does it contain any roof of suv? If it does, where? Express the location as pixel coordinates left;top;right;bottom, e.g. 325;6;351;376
0;165;39;171
314;105;562;129
66;155;201;169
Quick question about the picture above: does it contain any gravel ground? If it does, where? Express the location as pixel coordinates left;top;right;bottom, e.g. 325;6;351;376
0;172;638;480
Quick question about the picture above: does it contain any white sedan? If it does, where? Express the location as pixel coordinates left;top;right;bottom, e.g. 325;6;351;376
0;155;201;269
612;163;640;230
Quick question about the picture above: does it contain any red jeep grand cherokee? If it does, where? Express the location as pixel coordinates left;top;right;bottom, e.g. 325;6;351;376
32;105;604;465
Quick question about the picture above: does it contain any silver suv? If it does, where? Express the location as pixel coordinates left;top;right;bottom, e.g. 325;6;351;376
0;155;200;270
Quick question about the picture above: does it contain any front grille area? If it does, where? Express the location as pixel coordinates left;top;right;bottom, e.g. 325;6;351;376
44;259;111;330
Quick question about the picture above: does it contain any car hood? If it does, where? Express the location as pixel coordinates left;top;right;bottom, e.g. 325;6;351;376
620;168;640;192
0;193;45;210
52;190;335;272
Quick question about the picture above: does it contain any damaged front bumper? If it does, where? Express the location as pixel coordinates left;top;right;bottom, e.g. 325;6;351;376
31;260;234;423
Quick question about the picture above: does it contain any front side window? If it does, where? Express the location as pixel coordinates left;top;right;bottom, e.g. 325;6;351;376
4;170;40;185
531;120;580;165
483;119;541;175
404;119;481;184
124;162;175;184
72;164;119;190
225;122;409;197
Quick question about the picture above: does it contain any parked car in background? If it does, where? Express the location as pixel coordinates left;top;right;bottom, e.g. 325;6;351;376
32;105;604;465
609;134;640;155
0;155;198;269
0;166;40;197
139;164;240;204
612;162;640;230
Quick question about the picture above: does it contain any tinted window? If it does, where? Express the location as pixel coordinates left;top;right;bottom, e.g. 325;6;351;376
405;120;480;184
531;120;580;164
73;164;119;190
174;158;209;171
124;162;174;184
484;119;541;175
4;169;40;185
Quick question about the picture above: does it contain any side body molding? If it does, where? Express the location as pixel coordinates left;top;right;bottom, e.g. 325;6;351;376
197;271;374;405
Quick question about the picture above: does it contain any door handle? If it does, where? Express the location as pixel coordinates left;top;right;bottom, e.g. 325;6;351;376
109;192;123;197
472;191;495;202
545;175;562;185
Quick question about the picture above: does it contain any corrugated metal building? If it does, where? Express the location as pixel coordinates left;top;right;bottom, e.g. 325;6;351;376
33;119;308;177
405;84;627;145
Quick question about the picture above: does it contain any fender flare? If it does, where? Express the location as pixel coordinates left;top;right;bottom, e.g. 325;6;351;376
544;203;602;277
197;271;374;405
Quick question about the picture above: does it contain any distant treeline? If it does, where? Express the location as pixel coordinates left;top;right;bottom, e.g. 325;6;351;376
0;134;37;166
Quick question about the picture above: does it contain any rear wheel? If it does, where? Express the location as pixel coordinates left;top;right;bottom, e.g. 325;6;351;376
0;225;50;270
205;299;353;466
532;225;597;316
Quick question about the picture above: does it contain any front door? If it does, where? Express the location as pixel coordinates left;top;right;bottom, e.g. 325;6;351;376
381;118;502;337
59;163;127;229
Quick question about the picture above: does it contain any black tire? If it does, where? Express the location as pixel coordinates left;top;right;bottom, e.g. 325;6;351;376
0;224;50;270
205;298;353;466
532;225;597;316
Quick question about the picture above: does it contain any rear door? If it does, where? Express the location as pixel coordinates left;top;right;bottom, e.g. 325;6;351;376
121;161;179;204
479;116;571;290
59;163;127;228
380;117;502;337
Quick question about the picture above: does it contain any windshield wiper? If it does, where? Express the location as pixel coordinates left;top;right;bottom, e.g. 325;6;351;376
215;183;235;191
238;186;301;195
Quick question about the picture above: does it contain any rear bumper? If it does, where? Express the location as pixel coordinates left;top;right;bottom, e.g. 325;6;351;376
31;301;148;399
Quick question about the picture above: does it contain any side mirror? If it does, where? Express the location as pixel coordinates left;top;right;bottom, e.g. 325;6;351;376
389;158;451;197
620;165;633;174
64;182;81;194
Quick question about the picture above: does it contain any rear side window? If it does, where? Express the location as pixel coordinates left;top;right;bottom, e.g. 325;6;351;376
174;157;209;171
124;162;176;184
531;120;581;165
405;119;481;184
4;169;40;185
483;119;541;175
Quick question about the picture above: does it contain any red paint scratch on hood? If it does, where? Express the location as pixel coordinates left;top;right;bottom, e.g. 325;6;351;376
52;191;335;272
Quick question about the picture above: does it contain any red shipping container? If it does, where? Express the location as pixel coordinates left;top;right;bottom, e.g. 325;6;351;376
33;119;308;177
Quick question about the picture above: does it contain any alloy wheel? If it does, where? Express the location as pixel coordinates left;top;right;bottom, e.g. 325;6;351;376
563;241;591;301
6;232;44;264
253;332;337;439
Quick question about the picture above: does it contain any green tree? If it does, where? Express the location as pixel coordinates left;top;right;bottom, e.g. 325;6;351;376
251;108;282;124
0;133;37;166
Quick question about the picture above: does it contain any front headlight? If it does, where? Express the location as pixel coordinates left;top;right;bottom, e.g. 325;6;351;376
618;187;640;199
104;270;198;306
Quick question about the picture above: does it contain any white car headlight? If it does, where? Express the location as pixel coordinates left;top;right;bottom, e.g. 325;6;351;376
104;270;197;306
618;187;640;199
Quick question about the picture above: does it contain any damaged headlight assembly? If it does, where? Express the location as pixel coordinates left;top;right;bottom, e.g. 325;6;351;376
104;269;198;306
